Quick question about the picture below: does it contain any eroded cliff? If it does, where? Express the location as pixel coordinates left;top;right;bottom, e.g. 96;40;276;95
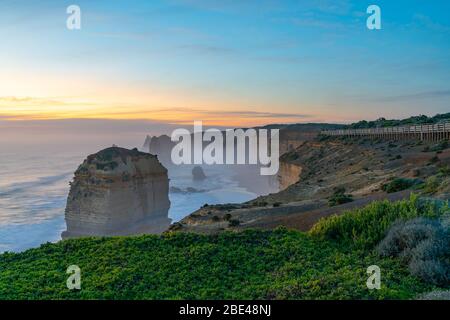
62;147;171;239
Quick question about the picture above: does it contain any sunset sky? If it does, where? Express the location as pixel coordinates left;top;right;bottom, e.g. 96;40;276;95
1;0;449;127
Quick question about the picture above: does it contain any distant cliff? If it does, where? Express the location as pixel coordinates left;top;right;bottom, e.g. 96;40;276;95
143;135;175;168
62;147;171;239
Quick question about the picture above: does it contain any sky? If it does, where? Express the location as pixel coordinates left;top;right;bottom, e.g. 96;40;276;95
0;0;449;128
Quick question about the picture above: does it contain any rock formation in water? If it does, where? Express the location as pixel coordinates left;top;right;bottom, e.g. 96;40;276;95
62;147;171;239
143;135;175;168
192;166;207;181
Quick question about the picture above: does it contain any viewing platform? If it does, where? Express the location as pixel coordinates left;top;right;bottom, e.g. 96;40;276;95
321;121;450;141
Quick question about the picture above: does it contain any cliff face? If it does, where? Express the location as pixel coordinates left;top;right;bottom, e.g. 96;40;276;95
172;138;450;234
62;147;171;239
278;161;302;190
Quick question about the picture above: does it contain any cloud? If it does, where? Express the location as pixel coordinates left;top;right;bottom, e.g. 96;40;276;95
0;96;71;105
0;95;313;127
198;109;311;119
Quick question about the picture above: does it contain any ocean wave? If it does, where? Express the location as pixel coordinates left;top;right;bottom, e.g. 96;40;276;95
0;172;72;198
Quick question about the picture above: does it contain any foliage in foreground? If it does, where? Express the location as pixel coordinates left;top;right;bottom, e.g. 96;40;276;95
310;194;449;250
377;217;450;286
1;195;448;300
0;229;432;300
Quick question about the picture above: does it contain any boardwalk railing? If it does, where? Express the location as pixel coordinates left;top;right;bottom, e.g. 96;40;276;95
321;121;450;141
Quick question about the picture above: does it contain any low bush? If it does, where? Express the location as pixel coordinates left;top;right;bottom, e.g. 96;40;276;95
431;140;449;152
439;165;450;177
382;178;419;193
423;176;441;194
377;217;450;286
228;219;240;227
0;228;435;300
310;195;449;249
376;218;444;260
328;187;353;207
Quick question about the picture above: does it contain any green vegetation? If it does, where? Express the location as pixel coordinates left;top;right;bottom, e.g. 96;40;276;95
310;194;448;249
348;113;450;129
439;165;450;177
422;176;442;194
328;187;353;207
430;140;449;153
382;178;420;193
228;219;240;227
1;195;448;300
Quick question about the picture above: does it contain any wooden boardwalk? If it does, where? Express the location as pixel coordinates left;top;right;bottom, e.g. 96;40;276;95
321;121;450;141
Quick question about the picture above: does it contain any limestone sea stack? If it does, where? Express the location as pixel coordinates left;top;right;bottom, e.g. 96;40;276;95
62;147;171;239
192;166;207;181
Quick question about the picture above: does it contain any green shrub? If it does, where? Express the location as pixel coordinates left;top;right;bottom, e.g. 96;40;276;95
0;228;434;300
382;178;419;193
228;219;240;227
423;176;441;194
310;195;448;249
431;140;449;152
376;217;450;286
328;187;353;207
439;166;450;177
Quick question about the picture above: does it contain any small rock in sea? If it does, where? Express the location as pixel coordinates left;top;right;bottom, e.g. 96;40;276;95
192;166;207;181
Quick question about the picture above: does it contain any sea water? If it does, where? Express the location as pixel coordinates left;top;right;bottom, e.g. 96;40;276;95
0;148;271;253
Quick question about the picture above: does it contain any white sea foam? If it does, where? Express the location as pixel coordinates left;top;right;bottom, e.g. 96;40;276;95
0;149;266;253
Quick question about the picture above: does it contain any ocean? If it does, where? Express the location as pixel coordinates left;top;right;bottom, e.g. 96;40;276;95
0;145;275;253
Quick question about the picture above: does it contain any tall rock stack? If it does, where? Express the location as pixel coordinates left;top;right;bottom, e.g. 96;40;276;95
62;147;171;239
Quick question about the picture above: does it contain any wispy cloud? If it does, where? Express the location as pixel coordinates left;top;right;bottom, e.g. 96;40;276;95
0;96;313;126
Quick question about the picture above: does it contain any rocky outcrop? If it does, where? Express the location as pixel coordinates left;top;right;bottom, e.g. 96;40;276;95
192;166;207;181
62;147;171;239
278;162;303;190
143;135;175;168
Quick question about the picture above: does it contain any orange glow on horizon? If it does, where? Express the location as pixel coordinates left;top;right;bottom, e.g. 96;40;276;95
0;94;334;127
